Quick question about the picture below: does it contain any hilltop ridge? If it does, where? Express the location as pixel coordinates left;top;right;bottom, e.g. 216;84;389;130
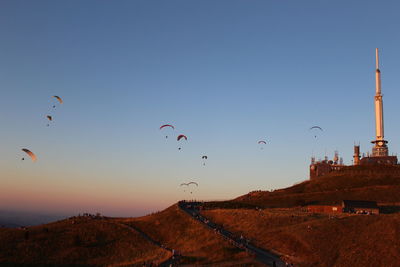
231;165;400;208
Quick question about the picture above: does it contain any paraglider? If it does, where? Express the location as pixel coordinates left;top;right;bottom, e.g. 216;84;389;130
52;95;63;108
202;155;208;166
160;124;174;130
180;182;198;194
187;182;198;194
180;183;189;192
258;140;267;150
310;126;323;131
177;134;187;141
309;126;323;138
160;124;175;138
53;95;63;104
177;134;187;150
46;115;52;127
21;148;37;162
188;182;198;194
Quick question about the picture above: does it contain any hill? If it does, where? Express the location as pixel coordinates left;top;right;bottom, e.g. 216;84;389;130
200;208;400;267
0;206;259;266
230;165;400;208
196;166;400;266
119;204;260;266
2;166;400;266
0;215;170;266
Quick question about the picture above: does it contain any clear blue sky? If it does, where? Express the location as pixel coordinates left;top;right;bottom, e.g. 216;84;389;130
1;0;400;217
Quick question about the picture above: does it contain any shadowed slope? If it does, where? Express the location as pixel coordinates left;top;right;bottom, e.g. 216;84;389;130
0;216;170;266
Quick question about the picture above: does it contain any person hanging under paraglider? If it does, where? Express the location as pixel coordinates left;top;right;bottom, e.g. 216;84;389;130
258;140;267;150
46;115;52;127
202;155;208;166
21;148;37;162
177;134;187;150
160;124;175;139
309;126;323;138
52;95;63;109
187;182;198;195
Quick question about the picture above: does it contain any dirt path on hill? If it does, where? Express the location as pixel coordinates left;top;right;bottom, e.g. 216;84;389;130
178;201;287;267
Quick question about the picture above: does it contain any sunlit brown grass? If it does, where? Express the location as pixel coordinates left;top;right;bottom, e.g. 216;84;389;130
232;166;400;208
202;208;400;267
2;166;399;266
120;204;260;266
200;168;400;266
0;206;261;266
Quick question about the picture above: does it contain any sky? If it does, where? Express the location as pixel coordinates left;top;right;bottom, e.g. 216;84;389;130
1;0;400;217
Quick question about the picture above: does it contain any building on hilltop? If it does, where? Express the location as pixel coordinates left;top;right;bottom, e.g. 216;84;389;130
310;151;345;179
310;49;398;180
307;200;379;215
307;204;342;214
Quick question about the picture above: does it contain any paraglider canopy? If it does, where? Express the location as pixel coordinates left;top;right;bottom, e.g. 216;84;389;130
309;126;323;131
21;148;37;162
258;140;267;150
160;124;175;130
53;95;63;104
177;134;187;141
160;124;175;138
177;134;188;150
180;182;198;187
309;126;323;138
201;155;208;166
181;182;198;195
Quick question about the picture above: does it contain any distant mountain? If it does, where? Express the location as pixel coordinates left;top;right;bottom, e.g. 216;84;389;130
0;210;66;228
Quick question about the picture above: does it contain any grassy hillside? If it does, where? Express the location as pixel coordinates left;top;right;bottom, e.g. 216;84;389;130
0;206;260;266
120;204;259;266
201;208;400;267
231;165;400;208
0;216;170;266
2;166;400;266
